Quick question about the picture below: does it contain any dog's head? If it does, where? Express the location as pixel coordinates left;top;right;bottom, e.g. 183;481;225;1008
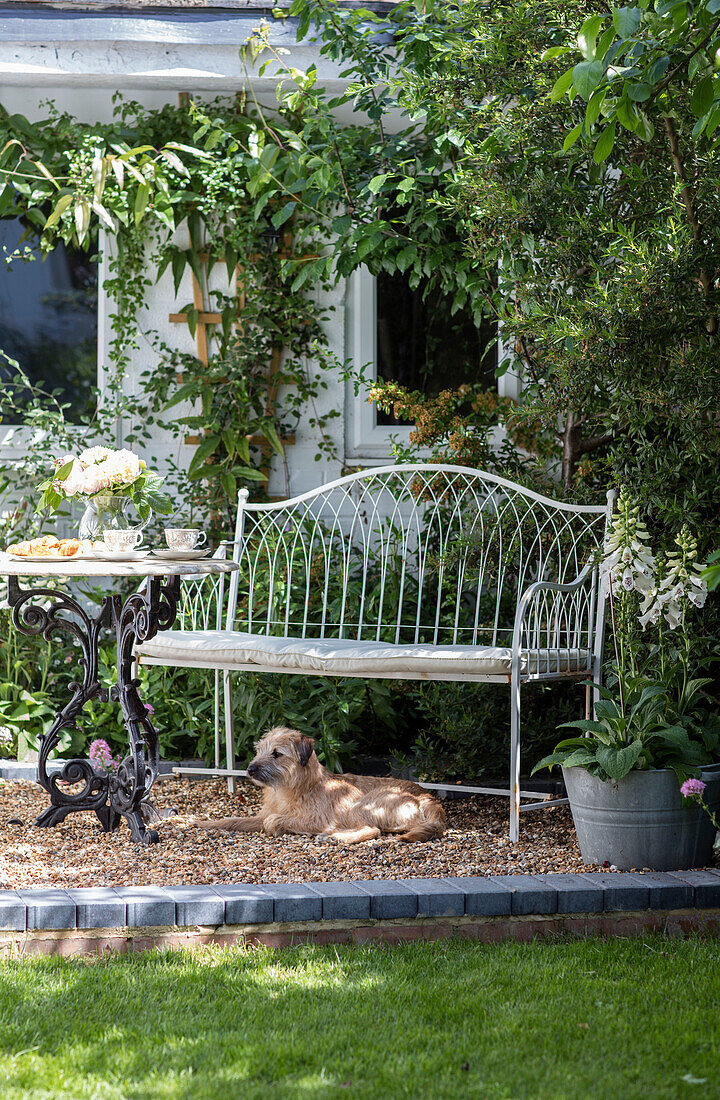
246;726;316;788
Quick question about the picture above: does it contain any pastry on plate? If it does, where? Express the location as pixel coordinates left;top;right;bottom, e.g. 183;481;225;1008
6;536;95;558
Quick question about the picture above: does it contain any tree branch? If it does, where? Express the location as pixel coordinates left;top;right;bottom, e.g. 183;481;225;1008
649;16;720;105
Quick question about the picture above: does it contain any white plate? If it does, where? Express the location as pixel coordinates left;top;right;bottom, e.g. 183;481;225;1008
8;553;87;563
6;550;150;563
151;548;211;560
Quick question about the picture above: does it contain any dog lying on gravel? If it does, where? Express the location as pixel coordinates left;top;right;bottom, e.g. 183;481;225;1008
196;725;446;844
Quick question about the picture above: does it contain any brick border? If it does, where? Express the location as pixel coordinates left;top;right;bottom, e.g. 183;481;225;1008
1;871;719;955
2;910;720;956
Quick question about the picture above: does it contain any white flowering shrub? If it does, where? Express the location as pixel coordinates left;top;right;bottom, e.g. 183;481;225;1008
535;487;718;784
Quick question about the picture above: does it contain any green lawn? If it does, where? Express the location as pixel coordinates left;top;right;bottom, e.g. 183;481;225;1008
0;936;718;1100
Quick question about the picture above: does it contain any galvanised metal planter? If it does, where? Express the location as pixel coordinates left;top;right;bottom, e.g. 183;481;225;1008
563;763;720;871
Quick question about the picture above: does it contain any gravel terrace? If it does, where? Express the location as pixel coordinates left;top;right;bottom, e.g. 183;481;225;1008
1;776;714;890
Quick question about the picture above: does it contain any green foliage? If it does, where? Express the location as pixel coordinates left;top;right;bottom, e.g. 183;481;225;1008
552;2;720;158
536;494;719;782
534;677;720;782
368;0;720;546
396;679;582;783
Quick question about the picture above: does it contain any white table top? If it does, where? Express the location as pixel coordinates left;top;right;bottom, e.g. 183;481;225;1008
0;555;239;579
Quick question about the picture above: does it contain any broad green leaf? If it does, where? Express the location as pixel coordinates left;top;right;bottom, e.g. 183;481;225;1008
563;122;583;152
367;173;390;194
231;466;268;482
690;76;714;118
612;6;642;38
595;698;621;720
593;119;616;162
185;307;198;339
558;719;608;734
627;82;651;102
702;103;720;137
396;244;417;272
647;56;670;84
92;200;115;231
159;148;189;176
262;421;285;457
74;200;90;241
562;749;601;768
134;183;150;226
44;193;73;230
171;251;186;296
595;26;616;60
586;89;606;128
572;60;605;100
635;110;655;141
596;739;643;779
271;200;296;229
577;15;604;60
164;382;197;411
616;97;638;132
550;68;574;102
187;434;222;479
542;46;571;60
221;428;237;457
220;470;236;498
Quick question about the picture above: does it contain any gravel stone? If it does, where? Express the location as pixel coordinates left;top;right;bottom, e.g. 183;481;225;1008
0;778;716;891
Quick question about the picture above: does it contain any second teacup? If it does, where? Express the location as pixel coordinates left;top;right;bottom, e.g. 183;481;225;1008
104;528;143;552
164;527;207;552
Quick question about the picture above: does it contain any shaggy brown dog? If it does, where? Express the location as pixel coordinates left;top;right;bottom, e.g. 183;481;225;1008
196;725;446;844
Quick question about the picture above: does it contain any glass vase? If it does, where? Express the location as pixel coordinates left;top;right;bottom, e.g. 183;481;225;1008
78;493;143;540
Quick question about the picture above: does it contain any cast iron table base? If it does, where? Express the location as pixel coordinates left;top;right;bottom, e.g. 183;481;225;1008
8;573;180;845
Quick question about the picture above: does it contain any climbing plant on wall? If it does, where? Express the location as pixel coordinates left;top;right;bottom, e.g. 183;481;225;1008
0;0;523;541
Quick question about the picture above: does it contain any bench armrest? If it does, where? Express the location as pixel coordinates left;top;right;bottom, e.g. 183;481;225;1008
511;564;599;670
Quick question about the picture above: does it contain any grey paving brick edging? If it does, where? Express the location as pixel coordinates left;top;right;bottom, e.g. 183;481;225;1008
1;870;720;933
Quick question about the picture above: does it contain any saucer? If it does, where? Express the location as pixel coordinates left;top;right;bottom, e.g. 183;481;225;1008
92;550;151;562
151;548;211;560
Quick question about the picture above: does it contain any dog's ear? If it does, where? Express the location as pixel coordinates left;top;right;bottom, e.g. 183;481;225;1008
295;735;315;767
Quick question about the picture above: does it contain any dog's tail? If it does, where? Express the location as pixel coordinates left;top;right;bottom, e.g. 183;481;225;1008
397;797;446;843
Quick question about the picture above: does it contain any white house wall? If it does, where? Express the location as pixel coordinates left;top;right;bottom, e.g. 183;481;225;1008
0;12;368;502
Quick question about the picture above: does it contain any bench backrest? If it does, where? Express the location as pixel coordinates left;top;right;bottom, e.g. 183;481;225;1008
224;465;612;650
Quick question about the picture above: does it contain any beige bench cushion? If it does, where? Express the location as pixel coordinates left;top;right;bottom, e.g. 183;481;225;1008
136;630;590;678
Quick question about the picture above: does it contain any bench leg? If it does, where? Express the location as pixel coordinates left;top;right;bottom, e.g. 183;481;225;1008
214;668;221;770
510;670;521;843
223;670;236;795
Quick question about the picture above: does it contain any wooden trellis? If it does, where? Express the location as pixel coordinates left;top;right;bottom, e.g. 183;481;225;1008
170;92;314;487
169;249;294;478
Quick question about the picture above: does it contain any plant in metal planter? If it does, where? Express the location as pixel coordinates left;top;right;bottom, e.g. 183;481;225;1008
534;487;720;870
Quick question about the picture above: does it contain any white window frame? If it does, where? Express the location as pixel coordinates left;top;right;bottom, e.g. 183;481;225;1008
344;266;521;463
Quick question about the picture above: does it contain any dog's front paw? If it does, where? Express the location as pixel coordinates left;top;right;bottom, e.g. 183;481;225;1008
314;832;340;844
262;814;285;836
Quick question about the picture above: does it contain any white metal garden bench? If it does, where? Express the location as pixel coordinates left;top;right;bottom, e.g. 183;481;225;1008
136;465;614;839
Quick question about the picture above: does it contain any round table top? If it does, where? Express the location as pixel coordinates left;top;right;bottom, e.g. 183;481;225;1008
0;554;240;579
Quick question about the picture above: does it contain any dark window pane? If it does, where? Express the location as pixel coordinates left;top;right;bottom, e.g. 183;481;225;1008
0;218;97;425
376;271;497;426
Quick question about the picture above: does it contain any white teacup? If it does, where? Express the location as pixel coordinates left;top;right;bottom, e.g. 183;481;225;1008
103;528;143;552
164;527;207;552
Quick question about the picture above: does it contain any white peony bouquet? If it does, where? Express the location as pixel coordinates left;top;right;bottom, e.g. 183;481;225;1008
38;446;172;520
